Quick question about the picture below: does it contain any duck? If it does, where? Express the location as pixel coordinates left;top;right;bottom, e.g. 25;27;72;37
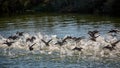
3;40;14;47
28;43;36;51
26;36;36;42
111;40;120;48
41;39;52;46
103;45;115;51
108;29;120;33
88;30;99;41
63;36;83;41
72;47;83;51
8;35;19;40
54;36;75;46
16;31;24;36
103;40;120;51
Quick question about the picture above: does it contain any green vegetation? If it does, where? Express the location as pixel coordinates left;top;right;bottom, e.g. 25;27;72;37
0;0;120;16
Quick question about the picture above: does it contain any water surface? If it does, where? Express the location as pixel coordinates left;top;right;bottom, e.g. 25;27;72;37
0;14;120;37
0;13;120;68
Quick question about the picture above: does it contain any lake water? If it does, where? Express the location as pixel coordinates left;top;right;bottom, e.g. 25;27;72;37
0;13;120;68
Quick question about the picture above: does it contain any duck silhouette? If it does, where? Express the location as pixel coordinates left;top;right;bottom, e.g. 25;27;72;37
8;35;19;40
41;39;52;46
16;31;24;36
103;45;115;51
88;30;99;41
72;47;83;51
111;40;120;47
108;29;120;33
103;40;120;51
28;43;36;51
3;40;14;47
55;36;72;46
26;36;36;42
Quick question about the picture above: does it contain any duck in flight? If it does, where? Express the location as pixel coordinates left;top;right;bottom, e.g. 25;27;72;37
65;36;83;41
111;40;120;48
103;45;115;51
103;40;120;51
8;35;19;40
41;39;52;46
26;36;36;42
108;29;120;33
3;40;14;47
55;37;68;46
28;43;36;51
72;47;83;51
16;31;24;36
88;30;99;41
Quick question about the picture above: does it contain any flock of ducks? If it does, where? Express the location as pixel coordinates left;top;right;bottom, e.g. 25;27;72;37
0;29;120;58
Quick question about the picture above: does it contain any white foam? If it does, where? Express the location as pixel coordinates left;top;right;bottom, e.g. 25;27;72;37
0;31;120;58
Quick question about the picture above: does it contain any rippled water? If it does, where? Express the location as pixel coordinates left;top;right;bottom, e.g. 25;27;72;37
0;13;120;68
0;14;120;37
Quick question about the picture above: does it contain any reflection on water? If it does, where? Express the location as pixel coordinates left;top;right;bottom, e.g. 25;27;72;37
0;13;120;68
0;14;120;38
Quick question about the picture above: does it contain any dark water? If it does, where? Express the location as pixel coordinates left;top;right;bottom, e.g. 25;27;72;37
0;13;120;68
0;14;120;37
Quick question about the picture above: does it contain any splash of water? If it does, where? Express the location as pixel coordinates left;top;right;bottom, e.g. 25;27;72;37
0;31;120;59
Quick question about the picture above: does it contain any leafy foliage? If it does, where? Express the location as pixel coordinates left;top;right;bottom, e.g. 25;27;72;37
0;0;120;16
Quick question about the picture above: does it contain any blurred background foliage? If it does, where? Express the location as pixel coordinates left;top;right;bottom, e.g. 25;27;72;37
0;0;120;16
